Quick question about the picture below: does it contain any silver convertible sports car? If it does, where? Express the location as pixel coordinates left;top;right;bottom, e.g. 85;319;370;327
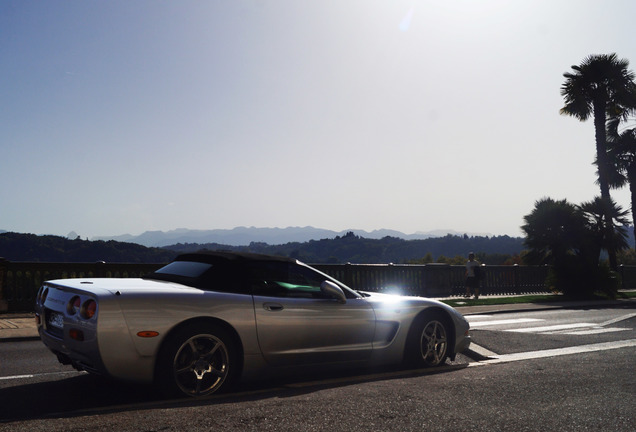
35;252;471;397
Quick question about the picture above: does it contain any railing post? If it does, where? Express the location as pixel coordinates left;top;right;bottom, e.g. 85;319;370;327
345;262;353;289
422;265;429;297
0;258;8;312
95;261;106;278
419;265;426;297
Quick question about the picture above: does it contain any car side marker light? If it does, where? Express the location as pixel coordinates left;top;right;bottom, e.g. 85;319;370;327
137;331;160;338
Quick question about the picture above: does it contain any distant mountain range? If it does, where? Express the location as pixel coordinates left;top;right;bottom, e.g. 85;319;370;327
92;227;486;247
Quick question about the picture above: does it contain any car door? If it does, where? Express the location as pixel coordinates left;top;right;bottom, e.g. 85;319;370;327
250;261;376;366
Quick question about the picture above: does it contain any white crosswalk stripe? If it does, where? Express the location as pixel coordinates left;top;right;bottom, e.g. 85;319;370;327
468;339;636;366
468;318;543;328
564;327;629;336
467;315;632;335
508;323;595;333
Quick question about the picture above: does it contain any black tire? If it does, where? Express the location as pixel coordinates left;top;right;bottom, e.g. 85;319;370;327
405;312;450;368
156;323;236;398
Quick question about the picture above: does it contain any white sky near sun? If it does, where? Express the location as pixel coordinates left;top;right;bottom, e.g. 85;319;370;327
2;0;636;239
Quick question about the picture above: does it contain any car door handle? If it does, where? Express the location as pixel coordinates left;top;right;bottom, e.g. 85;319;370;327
263;302;284;311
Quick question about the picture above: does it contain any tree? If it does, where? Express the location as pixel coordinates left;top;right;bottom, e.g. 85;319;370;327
579;196;630;263
560;53;636;268
521;198;586;267
522;197;626;298
606;117;636;244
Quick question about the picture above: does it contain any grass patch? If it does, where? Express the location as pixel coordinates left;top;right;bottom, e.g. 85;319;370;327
441;294;560;308
616;290;636;299
441;290;636;308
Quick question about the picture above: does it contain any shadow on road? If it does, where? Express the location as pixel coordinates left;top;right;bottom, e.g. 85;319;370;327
0;362;468;423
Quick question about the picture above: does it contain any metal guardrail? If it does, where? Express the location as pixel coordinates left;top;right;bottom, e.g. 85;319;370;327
0;259;559;312
0;260;162;312
4;258;634;313
314;263;551;297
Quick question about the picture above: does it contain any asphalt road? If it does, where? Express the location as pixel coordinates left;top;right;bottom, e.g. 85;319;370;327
1;304;635;431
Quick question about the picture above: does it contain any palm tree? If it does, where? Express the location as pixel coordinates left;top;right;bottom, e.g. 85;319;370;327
522;197;628;297
521;198;587;266
606;117;636;245
560;53;636;268
579;196;630;262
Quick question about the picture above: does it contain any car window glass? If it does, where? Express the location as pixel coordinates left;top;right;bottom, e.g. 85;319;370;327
147;260;250;294
155;261;212;278
248;262;329;299
199;263;250;295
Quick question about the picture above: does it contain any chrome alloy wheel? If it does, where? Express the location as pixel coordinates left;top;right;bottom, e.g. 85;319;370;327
419;320;448;366
173;334;230;396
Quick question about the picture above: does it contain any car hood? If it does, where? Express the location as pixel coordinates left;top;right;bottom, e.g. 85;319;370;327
358;290;444;305
359;290;464;317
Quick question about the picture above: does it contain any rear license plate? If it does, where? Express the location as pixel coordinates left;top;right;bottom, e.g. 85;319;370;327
48;311;64;329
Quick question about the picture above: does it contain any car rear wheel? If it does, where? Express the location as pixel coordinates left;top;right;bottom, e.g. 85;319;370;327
406;312;449;367
157;323;235;397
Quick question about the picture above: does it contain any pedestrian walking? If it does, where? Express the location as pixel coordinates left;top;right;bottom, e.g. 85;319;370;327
465;252;481;299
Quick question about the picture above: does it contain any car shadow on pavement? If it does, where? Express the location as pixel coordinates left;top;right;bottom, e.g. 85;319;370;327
227;362;469;401
0;373;161;422
0;363;468;423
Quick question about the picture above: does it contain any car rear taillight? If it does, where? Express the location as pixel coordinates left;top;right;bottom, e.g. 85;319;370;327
82;300;97;319
68;296;81;315
40;288;49;305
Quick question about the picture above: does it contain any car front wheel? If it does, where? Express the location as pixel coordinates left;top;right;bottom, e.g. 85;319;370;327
157;323;235;397
406;312;449;367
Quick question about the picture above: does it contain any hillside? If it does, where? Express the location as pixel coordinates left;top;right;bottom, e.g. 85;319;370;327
0;232;177;263
0;231;525;264
165;232;525;264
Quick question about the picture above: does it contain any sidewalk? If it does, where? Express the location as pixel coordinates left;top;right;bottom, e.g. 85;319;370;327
1;298;634;342
0;313;38;342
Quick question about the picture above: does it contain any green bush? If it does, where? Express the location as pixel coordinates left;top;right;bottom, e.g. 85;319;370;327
546;257;619;299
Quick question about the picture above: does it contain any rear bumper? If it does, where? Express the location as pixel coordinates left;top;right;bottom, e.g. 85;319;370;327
36;314;108;376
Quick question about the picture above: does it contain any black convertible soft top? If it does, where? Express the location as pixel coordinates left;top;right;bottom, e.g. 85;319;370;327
143;251;294;290
173;251;295;264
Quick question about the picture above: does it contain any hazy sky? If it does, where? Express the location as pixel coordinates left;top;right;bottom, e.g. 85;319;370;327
2;0;636;239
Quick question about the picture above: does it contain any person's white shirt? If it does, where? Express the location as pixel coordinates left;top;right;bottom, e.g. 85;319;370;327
466;260;480;277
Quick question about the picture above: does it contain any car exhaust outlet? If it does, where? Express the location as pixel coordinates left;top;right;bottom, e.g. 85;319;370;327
55;352;72;365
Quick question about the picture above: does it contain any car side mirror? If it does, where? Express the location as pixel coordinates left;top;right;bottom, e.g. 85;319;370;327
320;280;347;304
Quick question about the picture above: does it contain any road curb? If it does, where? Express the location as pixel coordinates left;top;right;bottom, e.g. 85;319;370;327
0;335;41;343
